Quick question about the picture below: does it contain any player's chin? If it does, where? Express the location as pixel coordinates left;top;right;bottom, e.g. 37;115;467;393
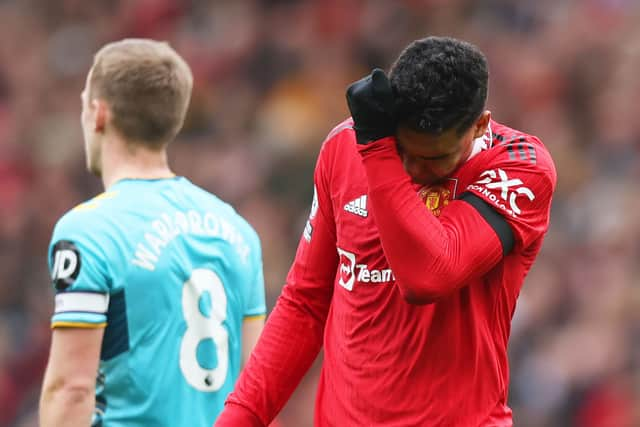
411;175;442;186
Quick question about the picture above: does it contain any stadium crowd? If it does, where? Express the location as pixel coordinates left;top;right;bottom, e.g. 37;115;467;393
0;0;638;426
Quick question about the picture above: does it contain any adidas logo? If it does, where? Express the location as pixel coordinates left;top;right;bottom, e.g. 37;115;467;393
344;195;368;217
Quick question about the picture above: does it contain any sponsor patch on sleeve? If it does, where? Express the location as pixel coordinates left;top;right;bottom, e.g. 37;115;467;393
466;168;535;217
50;240;82;291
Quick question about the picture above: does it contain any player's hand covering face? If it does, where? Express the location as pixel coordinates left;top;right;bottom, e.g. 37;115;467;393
346;68;397;145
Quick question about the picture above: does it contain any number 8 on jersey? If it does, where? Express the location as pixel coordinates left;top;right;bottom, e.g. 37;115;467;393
180;269;229;392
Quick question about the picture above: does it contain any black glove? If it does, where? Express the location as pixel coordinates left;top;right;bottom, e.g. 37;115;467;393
345;68;397;145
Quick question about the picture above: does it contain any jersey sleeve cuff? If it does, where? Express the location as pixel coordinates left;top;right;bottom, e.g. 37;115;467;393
51;312;108;328
51;320;107;329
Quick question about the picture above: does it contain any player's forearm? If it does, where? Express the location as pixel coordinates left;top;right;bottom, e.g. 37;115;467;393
372;189;501;302
358;138;502;303
219;290;325;426
218;142;336;425
39;380;95;427
215;401;264;426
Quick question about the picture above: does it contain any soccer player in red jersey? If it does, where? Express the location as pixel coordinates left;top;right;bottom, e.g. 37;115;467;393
216;36;557;426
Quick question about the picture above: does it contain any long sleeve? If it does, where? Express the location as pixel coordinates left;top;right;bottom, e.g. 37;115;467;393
216;143;338;426
357;137;512;304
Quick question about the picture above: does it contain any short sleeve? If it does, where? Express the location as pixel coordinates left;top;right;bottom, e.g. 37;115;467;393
463;140;557;250
48;213;111;328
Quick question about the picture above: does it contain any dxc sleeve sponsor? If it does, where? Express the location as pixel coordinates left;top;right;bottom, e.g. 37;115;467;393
467;168;535;217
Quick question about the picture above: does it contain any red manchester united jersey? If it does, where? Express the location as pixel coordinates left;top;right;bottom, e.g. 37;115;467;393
216;119;556;427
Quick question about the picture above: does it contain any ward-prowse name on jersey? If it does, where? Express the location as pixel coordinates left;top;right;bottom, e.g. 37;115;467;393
132;209;251;271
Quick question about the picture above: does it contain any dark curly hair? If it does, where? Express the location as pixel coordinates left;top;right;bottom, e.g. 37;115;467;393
389;36;488;136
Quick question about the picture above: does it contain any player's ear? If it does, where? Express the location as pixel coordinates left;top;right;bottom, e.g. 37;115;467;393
93;99;109;133
472;110;491;139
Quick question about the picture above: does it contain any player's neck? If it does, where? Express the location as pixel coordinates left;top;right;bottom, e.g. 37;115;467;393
101;136;174;189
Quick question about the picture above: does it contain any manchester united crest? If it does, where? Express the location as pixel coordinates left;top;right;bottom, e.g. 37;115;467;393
418;180;457;216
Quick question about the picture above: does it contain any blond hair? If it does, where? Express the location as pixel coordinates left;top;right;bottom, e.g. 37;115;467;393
89;38;193;148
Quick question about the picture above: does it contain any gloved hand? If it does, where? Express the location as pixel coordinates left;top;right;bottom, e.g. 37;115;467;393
345;68;397;145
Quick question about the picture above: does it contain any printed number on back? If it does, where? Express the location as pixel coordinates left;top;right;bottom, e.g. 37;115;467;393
179;269;229;392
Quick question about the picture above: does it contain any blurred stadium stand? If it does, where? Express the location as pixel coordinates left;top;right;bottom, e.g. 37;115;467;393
0;0;639;426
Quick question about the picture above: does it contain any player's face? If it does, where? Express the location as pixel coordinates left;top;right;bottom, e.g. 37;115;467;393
396;112;490;186
80;68;102;176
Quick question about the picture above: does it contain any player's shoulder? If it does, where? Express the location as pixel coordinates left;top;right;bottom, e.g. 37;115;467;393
461;121;557;223
53;190;122;238
178;178;238;219
313;117;358;174
182;179;261;245
49;192;120;285
325;118;355;142
320;117;355;152
476;120;556;182
489;121;554;167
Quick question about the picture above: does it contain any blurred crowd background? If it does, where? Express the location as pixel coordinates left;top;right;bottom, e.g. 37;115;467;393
1;0;639;426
